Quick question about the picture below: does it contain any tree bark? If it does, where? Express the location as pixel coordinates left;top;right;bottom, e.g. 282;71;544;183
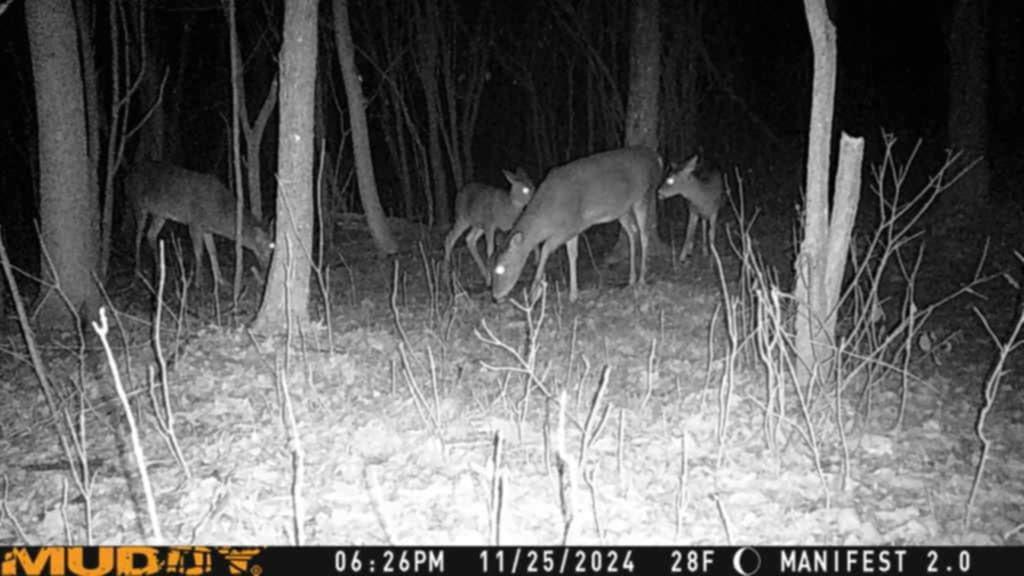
74;0;105;278
227;0;247;299
940;0;989;225
26;0;102;326
414;0;451;227
332;0;398;255
132;3;166;164
663;0;699;158
253;0;318;332
793;0;837;382
609;0;668;263
234;7;278;223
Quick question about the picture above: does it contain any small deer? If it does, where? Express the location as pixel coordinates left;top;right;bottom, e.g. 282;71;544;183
124;161;274;285
492;147;662;302
657;154;725;261
443;169;534;286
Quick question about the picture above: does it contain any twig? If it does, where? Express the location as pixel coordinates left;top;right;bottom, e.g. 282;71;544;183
673;434;689;541
554;390;576;545
364;464;396;544
149;243;190;477
582;466;603;544
616;408;625;490
711;493;733;545
640;338;657;410
489;431;504;546
92;308;163;543
578;367;611;468
964;303;1024;530
277;355;305;545
2;475;30;543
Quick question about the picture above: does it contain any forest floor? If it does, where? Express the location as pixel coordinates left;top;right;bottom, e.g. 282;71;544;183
0;210;1022;546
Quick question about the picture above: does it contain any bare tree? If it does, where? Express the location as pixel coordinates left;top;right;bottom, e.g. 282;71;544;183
74;0;104;277
232;5;279;222
413;0;451;226
227;0;247;300
254;0;318;331
609;0;668;263
940;0;989;224
358;1;431;223
792;0;864;382
25;0;102;324
332;0;398;255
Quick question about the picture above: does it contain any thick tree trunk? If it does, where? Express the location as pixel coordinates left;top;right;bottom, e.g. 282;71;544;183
253;0;318;332
793;0;837;382
26;0;102;325
415;0;451;227
333;0;398;255
74;0;105;278
609;0;667;263
940;0;989;225
132;3;166;164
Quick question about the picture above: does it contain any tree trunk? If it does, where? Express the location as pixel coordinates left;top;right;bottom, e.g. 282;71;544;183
333;0;398;254
415;0;451;227
26;0;102;325
664;0;699;158
793;0;837;383
253;0;318;332
170;17;195;163
243;77;278;222
227;0;248;300
133;3;166;164
383;91;416;219
609;0;667;263
234;5;278;223
74;0;105;278
940;0;989;226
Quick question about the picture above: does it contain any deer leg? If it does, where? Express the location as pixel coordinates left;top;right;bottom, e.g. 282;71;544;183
618;215;638;286
680;209;700;262
443;220;470;279
465;228;490;284
143;215;167;275
204;233;224;286
565;236;579;302
707;211;718;256
188;226;207;284
633;200;649;283
530;240;557;299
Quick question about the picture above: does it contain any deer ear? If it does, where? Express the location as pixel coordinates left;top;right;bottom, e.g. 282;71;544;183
504;168;531;187
681;154;699;174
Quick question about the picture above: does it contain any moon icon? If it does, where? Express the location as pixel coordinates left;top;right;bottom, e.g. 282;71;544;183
732;547;761;576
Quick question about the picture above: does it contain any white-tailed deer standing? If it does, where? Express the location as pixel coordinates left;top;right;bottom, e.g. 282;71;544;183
491;147;662;302
124;161;274;286
657;154;725;261
443;168;534;285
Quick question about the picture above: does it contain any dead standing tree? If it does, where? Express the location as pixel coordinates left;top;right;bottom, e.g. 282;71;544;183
792;0;864;382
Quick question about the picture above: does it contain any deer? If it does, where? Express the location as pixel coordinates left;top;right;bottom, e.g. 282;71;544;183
124;161;274;286
491;147;662;303
442;168;535;286
657;154;726;261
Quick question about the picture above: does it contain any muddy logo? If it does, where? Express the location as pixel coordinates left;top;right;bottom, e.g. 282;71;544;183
0;547;262;576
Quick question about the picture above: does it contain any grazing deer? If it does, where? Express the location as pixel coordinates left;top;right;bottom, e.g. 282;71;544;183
124;161;274;285
443;168;534;285
657;154;725;261
492;147;662;302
